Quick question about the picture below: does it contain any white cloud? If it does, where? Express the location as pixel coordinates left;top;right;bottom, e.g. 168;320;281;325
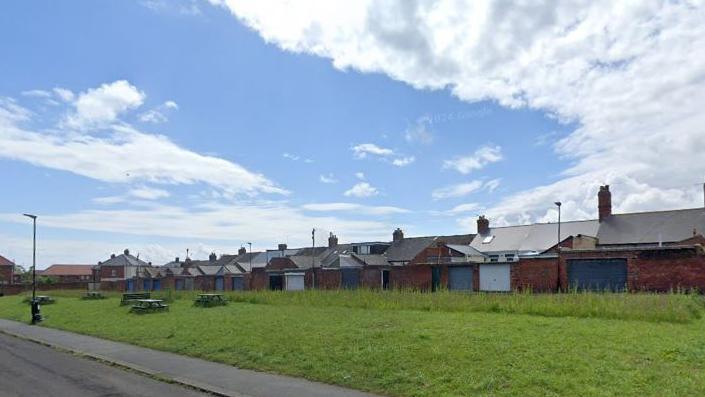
128;186;171;200
352;143;394;158
21;89;52;98
302;202;409;215
344;182;379;198
446;203;481;215
443;145;502;174
65;80;145;129
319;173;338;184
0;83;287;197
355;172;365;180
392;156;415;167
484;178;501;193
282;152;300;161
213;1;705;224
404;116;434;144
139;100;179;124
432;180;483;200
53;88;74;102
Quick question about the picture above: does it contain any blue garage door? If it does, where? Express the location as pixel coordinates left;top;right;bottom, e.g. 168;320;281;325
142;279;150;291
175;279;184;291
126;279;134;292
448;266;473;291
232;276;244;291
341;268;360;289
568;259;627;292
152;279;161;291
215;276;224;291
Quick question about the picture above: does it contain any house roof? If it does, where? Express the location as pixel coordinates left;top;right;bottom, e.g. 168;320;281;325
471;220;599;253
197;265;222;276
42;264;93;276
0;255;15;267
597;208;705;245
352;254;389;267
446;244;487;257
288;255;322;269
385;234;475;262
99;252;150;268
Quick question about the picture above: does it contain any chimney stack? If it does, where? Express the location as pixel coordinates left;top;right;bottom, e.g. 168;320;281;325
209;252;217;262
175;257;180;263
477;215;490;235
238;246;247;255
328;233;338;248
598;185;612;222
393;228;404;242
123;248;130;256
278;243;287;252
110;254;116;259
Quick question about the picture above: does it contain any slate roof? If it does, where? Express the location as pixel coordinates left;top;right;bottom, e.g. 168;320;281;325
385;234;475;263
289;255;322;269
42;264;93;276
597;208;705;245
471;220;599;254
0;255;15;267
446;244;487;257
99;252;150;267
352;254;389;267
196;265;222;276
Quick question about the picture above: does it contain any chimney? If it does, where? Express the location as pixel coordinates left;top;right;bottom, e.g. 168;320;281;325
110;253;116;259
209;252;217;263
238;246;247;255
477;215;490;235
123;248;130;256
278;243;287;252
328;233;338;248
175;257;180;263
393;228;404;242
598;185;612;222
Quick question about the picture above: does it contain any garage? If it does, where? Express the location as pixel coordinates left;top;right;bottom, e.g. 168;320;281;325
479;264;511;292
215;276;224;291
448;266;473;291
341;268;360;289
232;276;244;291
285;273;305;291
568;258;627;292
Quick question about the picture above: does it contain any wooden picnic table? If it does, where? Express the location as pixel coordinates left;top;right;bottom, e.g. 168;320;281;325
82;291;105;300
25;295;55;305
130;299;168;314
194;293;227;307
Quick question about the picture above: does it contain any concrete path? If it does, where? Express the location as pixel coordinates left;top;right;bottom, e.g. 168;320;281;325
0;332;207;397
0;319;380;397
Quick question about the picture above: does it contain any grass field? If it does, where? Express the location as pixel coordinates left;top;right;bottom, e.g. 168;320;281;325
2;290;705;396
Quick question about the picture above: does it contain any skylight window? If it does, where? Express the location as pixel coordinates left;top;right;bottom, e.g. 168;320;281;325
482;235;495;244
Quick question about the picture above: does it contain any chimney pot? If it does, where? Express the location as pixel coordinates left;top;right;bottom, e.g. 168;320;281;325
238;246;247;255
598;185;612;222
209;252;217;262
328;233;339;248
111;253;116;259
393;228;404;242
477;215;490;235
175;257;180;263
278;243;287;251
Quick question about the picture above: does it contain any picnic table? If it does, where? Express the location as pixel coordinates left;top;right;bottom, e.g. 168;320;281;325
130;299;169;314
82;291;105;300
194;293;227;307
120;292;151;306
25;295;55;305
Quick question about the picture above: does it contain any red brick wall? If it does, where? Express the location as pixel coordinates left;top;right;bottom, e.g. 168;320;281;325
559;247;705;292
0;266;13;284
360;268;382;289
250;269;268;290
1;282;90;296
315;268;341;289
513;257;559;292
390;265;432;290
100;280;126;291
99;266;124;279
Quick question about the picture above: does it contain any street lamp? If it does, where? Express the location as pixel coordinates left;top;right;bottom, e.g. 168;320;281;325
23;213;40;324
247;242;252;270
554;202;562;250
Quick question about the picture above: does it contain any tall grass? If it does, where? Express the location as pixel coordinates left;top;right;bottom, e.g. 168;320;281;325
220;289;704;323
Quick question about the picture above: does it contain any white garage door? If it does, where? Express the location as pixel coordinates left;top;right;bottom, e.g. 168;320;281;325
479;264;511;292
286;273;305;291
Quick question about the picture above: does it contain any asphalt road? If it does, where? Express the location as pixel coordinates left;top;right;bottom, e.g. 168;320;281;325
0;333;207;397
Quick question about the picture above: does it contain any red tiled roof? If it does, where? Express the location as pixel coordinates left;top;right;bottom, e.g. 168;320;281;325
42;264;93;276
0;255;15;267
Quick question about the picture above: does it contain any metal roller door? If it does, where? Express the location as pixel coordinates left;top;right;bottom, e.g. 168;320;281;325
479;264;511;292
215;276;224;291
232;276;244;291
286;273;305;291
341;268;360;289
568;259;627;292
448;266;473;291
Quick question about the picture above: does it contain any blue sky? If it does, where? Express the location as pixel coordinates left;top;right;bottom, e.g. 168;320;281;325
2;1;704;267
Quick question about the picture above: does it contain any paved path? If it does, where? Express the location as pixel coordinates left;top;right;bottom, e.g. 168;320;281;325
0;333;206;397
0;319;379;397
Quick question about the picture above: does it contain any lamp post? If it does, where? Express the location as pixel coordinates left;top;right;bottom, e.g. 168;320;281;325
311;228;316;289
554;202;562;293
23;213;39;324
247;242;252;270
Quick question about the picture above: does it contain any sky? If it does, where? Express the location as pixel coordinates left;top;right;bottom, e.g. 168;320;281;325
1;0;704;268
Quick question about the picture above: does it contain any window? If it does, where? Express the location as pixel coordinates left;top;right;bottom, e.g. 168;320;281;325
111;269;117;277
358;245;370;254
505;254;515;262
489;255;499;262
482;235;495;244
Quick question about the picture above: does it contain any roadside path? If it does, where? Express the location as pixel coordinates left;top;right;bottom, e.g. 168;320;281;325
0;319;379;397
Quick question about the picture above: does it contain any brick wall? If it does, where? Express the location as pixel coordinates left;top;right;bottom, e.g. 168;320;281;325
390;265;432;290
0;266;13;284
99;266;124;279
513;257;559;292
360;267;382;289
1;282;90;296
250;268;268;290
315;268;341;289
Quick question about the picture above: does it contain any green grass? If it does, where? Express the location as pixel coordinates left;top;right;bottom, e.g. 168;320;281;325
2;290;705;396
